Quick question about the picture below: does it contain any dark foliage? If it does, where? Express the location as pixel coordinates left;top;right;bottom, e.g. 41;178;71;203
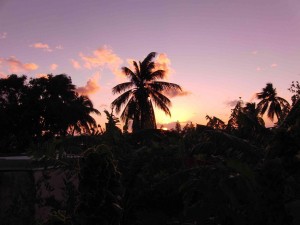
0;74;99;153
111;52;181;132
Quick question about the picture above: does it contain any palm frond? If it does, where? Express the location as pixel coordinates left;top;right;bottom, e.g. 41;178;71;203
142;52;157;67
147;70;165;81
133;61;140;78
90;107;100;115
276;96;290;106
122;67;139;85
122;67;135;78
150;91;171;116
120;97;138;122
274;101;283;120
143;62;156;81
112;82;135;94
146;61;155;72
257;100;268;115
268;102;275;121
111;90;133;114
149;81;182;92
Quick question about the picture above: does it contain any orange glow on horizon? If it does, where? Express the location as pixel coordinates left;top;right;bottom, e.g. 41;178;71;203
155;106;192;125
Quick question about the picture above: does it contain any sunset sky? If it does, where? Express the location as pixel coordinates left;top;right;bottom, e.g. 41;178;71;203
1;0;300;128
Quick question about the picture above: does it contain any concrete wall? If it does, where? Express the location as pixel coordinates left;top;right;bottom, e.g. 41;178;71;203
0;156;77;224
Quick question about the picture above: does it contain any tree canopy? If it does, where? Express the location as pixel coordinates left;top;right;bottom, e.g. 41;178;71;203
0;74;99;152
256;83;290;122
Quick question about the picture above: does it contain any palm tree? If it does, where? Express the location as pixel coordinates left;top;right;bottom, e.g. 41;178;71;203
111;52;182;131
69;95;100;135
241;102;265;128
205;115;226;130
256;83;290;122
237;102;266;139
29;74;100;136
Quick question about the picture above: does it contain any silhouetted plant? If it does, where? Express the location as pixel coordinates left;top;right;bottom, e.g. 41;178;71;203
256;83;290;122
226;98;243;132
175;121;182;133
206;115;226;130
111;52;181;132
76;144;123;225
0;74;100;152
288;81;300;106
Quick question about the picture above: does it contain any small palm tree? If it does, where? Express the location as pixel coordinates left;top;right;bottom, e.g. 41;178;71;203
238;102;265;136
256;83;290;121
111;52;182;131
206;115;226;130
69;95;100;135
242;102;265;127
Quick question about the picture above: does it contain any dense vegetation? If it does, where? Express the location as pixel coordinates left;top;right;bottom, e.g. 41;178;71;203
0;74;99;152
1;55;300;224
10;106;298;225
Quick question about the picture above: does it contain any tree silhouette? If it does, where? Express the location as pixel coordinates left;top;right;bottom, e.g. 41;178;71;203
288;81;300;106
206;115;226;130
238;102;266;140
0;74;100;152
69;95;100;135
227;98;243;131
0;75;30;151
175;121;182;133
256;83;290;122
31;74;100;136
111;52;182;132
241;102;265;130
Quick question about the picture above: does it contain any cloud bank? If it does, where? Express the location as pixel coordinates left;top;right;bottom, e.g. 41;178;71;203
0;56;38;73
0;32;7;39
30;42;52;52
30;42;63;52
70;59;81;69
163;89;191;98
79;46;123;77
50;63;58;71
76;72;101;95
270;63;277;68
225;99;240;107
154;53;174;79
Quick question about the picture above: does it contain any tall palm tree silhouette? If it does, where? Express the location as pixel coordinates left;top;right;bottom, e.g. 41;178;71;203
256;83;290;121
111;52;182;131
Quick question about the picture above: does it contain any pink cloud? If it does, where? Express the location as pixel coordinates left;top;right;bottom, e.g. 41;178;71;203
154;53;174;79
0;56;38;73
0;32;7;39
256;67;262;71
55;45;63;50
163;89;191;98
0;71;7;78
50;63;58;71
76;72;101;95
225;99;240;107
70;59;81;69
23;63;38;71
79;46;123;77
30;42;52;52
271;63;278;68
36;73;48;78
